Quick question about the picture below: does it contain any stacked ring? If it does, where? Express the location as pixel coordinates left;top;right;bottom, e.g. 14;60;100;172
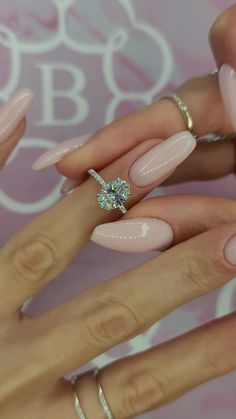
72;369;114;419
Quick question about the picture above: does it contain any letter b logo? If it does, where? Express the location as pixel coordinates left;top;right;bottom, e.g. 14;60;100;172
37;63;88;126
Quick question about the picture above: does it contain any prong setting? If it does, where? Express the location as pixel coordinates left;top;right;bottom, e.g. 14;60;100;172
88;170;132;214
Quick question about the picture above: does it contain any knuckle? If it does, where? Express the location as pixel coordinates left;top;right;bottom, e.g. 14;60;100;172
10;236;58;286
84;296;140;349
203;331;236;376
180;251;225;294
119;369;171;417
204;340;224;376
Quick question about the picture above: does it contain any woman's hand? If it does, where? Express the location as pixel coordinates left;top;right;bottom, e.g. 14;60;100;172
2;4;236;419
32;5;236;190
0;97;196;418
3;125;236;419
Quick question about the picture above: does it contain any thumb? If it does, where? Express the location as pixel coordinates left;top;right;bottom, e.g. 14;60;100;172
209;4;236;69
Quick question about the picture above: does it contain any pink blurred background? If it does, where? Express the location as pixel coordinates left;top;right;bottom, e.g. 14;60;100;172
0;1;236;417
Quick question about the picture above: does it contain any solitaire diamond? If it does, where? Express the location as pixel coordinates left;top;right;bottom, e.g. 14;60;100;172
97;178;132;213
87;169;132;214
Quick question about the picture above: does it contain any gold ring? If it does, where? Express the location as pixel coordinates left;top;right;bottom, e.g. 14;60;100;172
163;92;196;137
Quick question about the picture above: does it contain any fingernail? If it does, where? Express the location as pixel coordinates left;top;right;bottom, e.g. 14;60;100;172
91;218;174;252
32;134;92;170
224;235;236;265
219;64;236;131
60;178;80;195
0;88;33;144
129;131;196;187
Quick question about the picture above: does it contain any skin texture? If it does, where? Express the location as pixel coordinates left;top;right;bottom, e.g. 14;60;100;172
2;5;236;419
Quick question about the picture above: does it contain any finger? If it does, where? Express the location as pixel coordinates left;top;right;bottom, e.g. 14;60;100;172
172;1;236;186
21;221;236;386
165;137;236;184
0;377;71;419
32;72;233;180
63;312;236;419
60;137;236;192
91;194;236;252
24;312;236;419
0;133;195;318
209;4;236;69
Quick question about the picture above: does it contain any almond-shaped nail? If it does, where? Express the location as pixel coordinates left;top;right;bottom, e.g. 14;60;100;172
129;131;196;187
0;88;33;144
32;134;92;170
91;218;174;252
219;64;236;131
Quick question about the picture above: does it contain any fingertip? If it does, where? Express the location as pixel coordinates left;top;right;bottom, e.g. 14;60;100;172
32;134;92;172
209;5;236;67
90;218;174;253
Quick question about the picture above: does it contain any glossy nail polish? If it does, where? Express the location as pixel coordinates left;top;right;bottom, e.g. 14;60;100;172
129;131;196;187
219;64;236;131
32;134;92;170
0;88;33;144
91;218;174;252
224;235;236;265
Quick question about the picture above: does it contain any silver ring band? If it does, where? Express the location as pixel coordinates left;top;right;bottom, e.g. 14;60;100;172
72;375;87;419
95;369;114;419
88;169;132;214
72;369;115;419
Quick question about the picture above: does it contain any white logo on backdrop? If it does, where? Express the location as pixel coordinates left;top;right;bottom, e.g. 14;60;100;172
2;0;233;362
0;0;173;205
0;0;236;366
0;0;173;214
0;0;173;360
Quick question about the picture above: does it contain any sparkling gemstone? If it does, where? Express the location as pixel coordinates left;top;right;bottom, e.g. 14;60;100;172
97;178;132;211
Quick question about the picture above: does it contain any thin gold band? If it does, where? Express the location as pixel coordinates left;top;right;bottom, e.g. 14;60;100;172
162;92;236;142
164;92;196;137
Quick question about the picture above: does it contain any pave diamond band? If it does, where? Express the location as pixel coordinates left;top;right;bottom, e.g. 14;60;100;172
88;169;132;214
159;91;236;143
95;369;114;419
72;375;87;419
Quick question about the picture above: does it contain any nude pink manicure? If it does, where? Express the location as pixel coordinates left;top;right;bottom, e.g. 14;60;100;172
219;64;236;131
129;131;196;187
32;134;92;170
91;218;174;253
0;88;33;144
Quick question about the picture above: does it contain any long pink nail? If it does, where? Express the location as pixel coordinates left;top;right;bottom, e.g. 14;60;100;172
219;64;236;131
129;132;196;187
91;218;174;252
0;88;33;144
32;134;92;170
